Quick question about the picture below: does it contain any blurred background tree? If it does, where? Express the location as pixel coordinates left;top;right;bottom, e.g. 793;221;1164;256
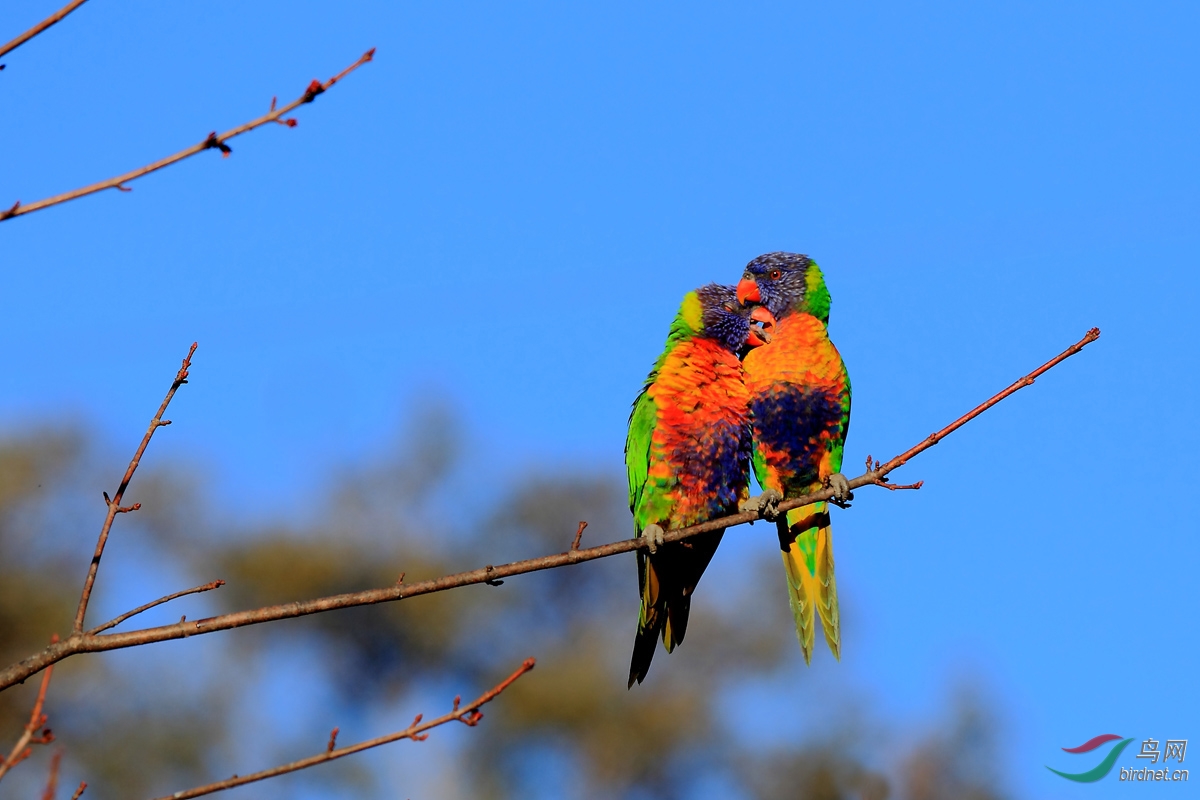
0;408;1010;799
6;2;1197;797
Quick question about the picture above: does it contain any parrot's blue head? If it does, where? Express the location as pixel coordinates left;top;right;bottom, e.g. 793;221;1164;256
688;283;775;354
736;252;831;325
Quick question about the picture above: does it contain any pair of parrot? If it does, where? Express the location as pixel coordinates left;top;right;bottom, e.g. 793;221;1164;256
626;252;852;687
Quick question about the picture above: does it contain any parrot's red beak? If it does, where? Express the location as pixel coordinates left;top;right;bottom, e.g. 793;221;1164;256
737;278;761;305
746;305;776;347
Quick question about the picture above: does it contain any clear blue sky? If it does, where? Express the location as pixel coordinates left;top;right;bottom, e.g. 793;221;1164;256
3;1;1197;797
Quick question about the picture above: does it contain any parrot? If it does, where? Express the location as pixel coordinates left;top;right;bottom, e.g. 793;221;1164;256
626;283;775;687
736;252;852;664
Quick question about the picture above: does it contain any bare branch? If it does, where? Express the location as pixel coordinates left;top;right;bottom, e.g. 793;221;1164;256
41;750;62;800
70;781;87;800
86;580;225;635
0;637;57;783
873;326;1103;476
72;343;198;634
872;478;924;491
0;328;1100;693
571;521;588;550
0;48;375;222
0;0;91;62
148;658;535;800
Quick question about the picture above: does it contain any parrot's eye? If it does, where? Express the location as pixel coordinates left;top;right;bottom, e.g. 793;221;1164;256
723;303;735;312
769;269;782;280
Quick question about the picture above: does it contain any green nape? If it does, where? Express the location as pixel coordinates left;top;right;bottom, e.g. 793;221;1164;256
801;261;831;325
635;291;701;398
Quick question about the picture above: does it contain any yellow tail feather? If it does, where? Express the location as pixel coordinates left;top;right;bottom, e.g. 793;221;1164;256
778;502;840;663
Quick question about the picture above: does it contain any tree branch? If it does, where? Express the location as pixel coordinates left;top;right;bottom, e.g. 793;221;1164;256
0;0;91;63
0;328;1100;693
40;749;62;800
0;48;374;222
85;579;225;636
146;658;535;800
571;521;588;550
72;343;197;634
0;638;57;782
872;326;1102;476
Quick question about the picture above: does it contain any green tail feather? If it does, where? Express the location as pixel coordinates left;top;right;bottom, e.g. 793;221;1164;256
777;502;840;664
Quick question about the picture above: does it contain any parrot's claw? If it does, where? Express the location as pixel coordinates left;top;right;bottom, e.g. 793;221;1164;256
740;489;783;522
640;523;666;555
827;473;853;507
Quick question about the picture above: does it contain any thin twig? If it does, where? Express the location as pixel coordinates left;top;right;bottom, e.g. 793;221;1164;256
86;580;225;635
70;782;86;800
0;49;375;222
0;0;91;61
72;343;197;634
874;327;1102;476
0;328;1100;693
41;750;63;800
150;658;535;800
873;479;924;491
571;521;588;550
0;638;57;782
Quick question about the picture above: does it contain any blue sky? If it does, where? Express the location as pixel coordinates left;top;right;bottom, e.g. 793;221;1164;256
3;1;1198;797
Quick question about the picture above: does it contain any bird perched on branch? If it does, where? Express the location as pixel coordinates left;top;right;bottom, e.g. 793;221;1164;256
626;284;775;687
736;253;852;664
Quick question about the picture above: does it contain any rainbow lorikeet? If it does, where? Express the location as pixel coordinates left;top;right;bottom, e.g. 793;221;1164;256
736;253;852;664
626;284;775;687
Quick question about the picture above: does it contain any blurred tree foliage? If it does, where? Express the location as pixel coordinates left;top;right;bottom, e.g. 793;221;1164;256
0;412;1012;799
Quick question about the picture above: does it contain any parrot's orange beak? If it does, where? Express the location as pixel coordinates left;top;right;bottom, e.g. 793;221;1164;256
737;277;761;304
746;305;776;347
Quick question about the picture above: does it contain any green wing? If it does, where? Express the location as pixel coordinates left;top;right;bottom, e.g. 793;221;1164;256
829;359;852;475
626;295;700;533
751;439;769;491
625;388;657;536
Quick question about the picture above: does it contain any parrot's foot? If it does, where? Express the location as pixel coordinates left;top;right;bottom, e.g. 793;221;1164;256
740;489;783;522
640;523;666;555
826;473;853;508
